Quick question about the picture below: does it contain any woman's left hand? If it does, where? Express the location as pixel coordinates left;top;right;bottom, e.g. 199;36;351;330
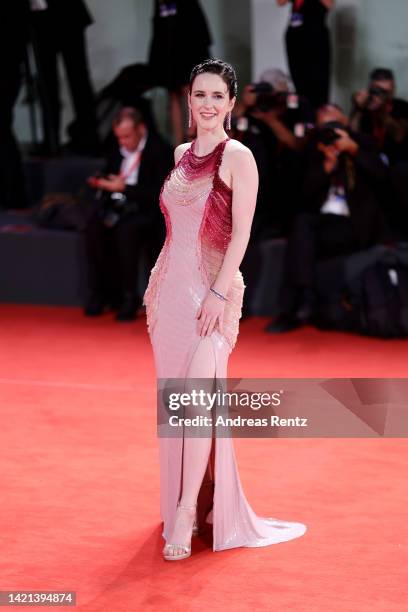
196;291;226;337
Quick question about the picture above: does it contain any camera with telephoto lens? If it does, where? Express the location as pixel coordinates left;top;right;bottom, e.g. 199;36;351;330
250;81;289;113
367;85;390;104
100;192;129;228
94;181;129;228
369;86;388;99
314;121;346;146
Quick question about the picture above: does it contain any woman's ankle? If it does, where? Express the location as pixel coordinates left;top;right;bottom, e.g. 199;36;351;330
177;499;197;511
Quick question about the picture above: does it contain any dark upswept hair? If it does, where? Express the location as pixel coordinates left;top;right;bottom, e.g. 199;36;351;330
189;59;238;99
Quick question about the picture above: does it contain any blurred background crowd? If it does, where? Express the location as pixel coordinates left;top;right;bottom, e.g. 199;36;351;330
2;0;408;335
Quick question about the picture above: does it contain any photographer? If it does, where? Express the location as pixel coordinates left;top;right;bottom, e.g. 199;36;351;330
84;107;173;321
232;77;310;236
266;104;389;333
234;77;307;151
350;68;408;167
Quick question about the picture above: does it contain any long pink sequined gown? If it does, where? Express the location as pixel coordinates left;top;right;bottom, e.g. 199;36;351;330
143;136;307;551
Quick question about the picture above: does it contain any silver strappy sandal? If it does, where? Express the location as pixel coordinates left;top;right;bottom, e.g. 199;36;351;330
163;502;197;561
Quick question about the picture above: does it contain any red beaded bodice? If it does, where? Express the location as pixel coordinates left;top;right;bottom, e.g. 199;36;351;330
143;137;245;350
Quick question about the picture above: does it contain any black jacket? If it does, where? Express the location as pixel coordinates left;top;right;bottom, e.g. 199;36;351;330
302;133;390;248
103;131;173;223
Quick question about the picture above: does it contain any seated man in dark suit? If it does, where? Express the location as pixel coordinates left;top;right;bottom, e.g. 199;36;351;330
84;107;173;321
266;104;390;333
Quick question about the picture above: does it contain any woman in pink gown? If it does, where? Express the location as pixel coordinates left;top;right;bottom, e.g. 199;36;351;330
143;59;307;560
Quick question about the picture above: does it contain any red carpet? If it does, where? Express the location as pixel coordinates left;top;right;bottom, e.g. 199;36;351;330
1;305;407;611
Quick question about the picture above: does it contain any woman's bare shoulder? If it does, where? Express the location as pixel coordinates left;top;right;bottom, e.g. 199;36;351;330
174;141;192;164
224;138;256;166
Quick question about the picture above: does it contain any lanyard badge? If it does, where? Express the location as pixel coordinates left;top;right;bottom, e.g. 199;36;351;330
290;12;304;27
159;2;177;18
290;0;304;27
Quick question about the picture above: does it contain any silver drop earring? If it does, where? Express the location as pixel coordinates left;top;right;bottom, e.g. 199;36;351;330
188;107;192;129
226;111;231;131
